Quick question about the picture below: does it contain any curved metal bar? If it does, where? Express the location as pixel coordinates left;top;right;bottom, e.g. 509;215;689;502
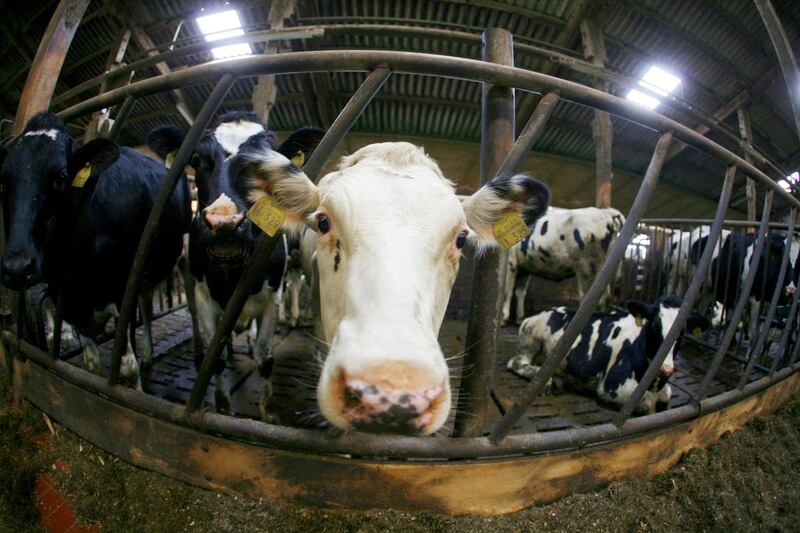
105;96;136;142
54;50;799;208
302;66;392;181
771;209;799;375
108;74;236;385
495;91;560;178
9;330;799;459
488;132;673;444
614;165;737;425
643;218;798;231
185;67;392;414
693;189;775;404
737;209;796;389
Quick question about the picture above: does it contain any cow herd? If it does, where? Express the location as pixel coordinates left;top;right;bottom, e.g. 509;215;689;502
0;110;795;436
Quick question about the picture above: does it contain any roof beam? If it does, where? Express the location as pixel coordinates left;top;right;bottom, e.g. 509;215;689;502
252;0;296;124
436;0;566;28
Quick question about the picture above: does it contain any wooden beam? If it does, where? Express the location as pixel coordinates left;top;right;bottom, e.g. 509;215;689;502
581;18;613;208
738;108;758;226
754;0;800;143
84;28;133;142
13;0;90;135
252;0;296;124
130;26;195;127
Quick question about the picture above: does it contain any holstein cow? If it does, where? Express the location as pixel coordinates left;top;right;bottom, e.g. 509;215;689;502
0;112;191;387
664;225;731;297
507;296;710;413
147;111;323;419
228;141;550;435
502;206;625;324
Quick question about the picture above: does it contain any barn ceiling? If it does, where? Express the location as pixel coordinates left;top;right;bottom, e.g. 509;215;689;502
0;0;798;214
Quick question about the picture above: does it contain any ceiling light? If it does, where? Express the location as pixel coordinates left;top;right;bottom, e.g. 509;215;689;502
196;9;252;59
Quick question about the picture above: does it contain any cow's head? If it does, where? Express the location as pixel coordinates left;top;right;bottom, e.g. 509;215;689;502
146;112;323;270
627;295;710;380
232;142;549;435
0;113;119;290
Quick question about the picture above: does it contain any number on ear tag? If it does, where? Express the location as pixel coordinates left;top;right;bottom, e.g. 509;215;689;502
290;151;305;167
247;195;285;236
494;211;531;250
71;163;92;188
635;316;644;327
165;151;176;169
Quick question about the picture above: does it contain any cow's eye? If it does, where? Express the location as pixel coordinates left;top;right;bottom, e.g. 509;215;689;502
456;231;468;249
317;214;330;234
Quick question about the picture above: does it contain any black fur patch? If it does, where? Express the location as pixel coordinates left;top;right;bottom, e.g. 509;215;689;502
334;239;341;272
573;229;585;250
560;234;565;241
24;112;66;134
601;229;613;252
541;221;548;235
539;248;551;258
486;174;551;227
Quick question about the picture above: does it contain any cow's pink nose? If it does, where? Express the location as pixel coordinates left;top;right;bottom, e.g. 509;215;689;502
204;211;243;229
660;363;674;376
337;364;446;435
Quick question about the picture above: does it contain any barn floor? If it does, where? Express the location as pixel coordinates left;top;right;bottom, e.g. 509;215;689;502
59;306;773;436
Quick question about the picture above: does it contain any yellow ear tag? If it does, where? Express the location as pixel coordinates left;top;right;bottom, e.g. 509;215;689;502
635;316;644;327
247;195;285;237
494;211;531;250
71;163;92;188
165;151;176;169
693;327;702;338
290;151;305;167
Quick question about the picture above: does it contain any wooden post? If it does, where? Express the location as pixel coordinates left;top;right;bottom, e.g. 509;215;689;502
453;28;514;438
13;0;90;135
84;28;133;142
581;18;613;208
754;0;800;142
738;108;758;228
251;0;296;124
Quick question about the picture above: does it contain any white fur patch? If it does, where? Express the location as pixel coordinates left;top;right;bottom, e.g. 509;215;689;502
205;193;237;216
23;129;59;141
214;120;265;155
657;305;680;370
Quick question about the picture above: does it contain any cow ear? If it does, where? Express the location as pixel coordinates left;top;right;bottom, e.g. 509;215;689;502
146;125;186;162
69;138;120;184
626;300;655;325
462;174;550;244
276;127;326;167
686;314;711;336
228;149;321;232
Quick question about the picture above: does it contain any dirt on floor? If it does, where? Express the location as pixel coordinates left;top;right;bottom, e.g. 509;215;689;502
3;364;800;533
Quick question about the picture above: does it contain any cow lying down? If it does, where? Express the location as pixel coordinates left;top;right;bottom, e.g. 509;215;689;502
507;296;710;414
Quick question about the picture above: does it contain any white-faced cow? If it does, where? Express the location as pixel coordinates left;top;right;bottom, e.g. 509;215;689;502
147;111;323;419
228;141;550;435
507;296;710;414
0;113;191;387
502;206;625;324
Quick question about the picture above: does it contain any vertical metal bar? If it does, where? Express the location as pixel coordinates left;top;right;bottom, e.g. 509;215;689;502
106;96;136;142
738;210;796;387
693;190;774;403
753;0;800;141
454;28;515;438
772;218;800;374
302;65;391;182
108;73;236;385
614;166;736;425
489;131;673;444
185;67;391;413
494;91;559;178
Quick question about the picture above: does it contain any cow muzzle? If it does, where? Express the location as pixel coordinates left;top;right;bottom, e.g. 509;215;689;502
328;363;449;436
1;253;41;289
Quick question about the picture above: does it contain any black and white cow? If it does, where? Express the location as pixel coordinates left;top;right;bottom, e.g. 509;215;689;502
0;112;191;387
147;111;323;419
507;296;710;413
228;141;550;435
502;206;625;324
664;226;731;297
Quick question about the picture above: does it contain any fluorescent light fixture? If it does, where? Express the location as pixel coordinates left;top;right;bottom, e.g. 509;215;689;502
626;89;660;110
779;171;799;193
196;9;252;59
626;65;681;110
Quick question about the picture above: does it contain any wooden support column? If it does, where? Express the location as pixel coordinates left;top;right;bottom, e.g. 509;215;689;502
83;28;133;142
754;0;800;142
581;18;613;208
738;108;758;227
251;0;296;124
13;0;90;135
131;26;195;127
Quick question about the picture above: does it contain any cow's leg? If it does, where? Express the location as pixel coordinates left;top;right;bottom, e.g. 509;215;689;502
41;297;80;353
138;289;154;367
178;256;204;361
514;275;530;324
213;337;233;416
194;280;231;413
657;383;672;405
80;334;103;376
120;336;143;391
502;256;516;325
253;290;279;422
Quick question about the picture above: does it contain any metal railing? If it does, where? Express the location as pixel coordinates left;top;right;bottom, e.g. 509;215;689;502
4;28;800;459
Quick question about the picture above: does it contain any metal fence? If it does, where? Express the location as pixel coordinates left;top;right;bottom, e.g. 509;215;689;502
4;26;800;460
